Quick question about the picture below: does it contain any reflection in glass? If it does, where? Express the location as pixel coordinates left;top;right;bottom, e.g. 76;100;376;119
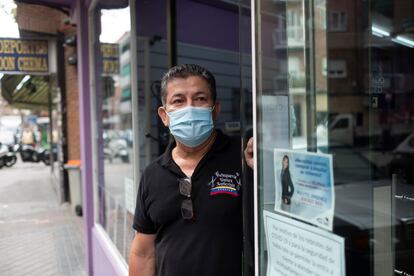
135;0;168;171
95;4;135;260
256;0;414;275
176;1;245;136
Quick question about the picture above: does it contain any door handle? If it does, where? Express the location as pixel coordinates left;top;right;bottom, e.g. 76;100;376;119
394;194;414;202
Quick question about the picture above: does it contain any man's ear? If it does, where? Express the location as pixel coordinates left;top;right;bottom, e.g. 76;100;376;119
213;102;221;121
158;106;169;127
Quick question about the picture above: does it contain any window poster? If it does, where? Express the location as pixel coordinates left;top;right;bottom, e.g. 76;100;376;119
274;149;335;231
264;210;345;276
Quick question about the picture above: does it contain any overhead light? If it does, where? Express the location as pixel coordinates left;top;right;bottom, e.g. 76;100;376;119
15;75;31;91
371;25;390;37
391;36;414;48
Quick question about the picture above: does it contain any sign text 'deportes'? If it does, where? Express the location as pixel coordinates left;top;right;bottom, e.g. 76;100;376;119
0;38;49;74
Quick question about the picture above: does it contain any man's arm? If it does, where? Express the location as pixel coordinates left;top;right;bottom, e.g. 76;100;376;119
128;232;156;276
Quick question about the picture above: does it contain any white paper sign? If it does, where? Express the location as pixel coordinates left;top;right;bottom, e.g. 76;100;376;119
124;177;136;214
264;210;345;276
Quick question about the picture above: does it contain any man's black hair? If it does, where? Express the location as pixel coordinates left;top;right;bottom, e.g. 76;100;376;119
160;64;217;105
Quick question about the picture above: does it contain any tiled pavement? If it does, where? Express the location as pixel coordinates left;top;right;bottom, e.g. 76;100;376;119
0;161;85;276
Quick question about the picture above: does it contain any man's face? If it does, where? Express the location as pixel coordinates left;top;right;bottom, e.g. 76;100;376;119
158;76;220;127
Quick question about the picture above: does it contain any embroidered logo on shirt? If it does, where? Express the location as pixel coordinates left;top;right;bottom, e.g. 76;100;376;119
208;171;241;197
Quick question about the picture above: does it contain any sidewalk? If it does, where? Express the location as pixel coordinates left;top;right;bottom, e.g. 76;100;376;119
0;161;85;276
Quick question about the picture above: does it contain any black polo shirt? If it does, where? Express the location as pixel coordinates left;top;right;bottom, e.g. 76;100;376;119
133;130;243;276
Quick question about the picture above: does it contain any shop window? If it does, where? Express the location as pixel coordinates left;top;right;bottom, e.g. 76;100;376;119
91;2;134;263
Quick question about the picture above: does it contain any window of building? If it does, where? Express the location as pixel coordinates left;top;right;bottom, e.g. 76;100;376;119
121;64;131;76
322;58;347;78
319;6;327;30
272;21;287;48
329;11;347;31
121;43;130;53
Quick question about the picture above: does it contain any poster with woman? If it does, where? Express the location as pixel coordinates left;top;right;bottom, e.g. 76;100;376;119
274;149;335;231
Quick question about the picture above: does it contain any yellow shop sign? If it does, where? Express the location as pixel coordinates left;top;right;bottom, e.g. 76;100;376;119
0;38;49;73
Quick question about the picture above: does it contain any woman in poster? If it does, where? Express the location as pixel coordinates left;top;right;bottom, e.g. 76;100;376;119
281;155;294;206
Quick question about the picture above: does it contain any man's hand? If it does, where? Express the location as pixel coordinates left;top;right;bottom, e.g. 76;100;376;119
244;137;254;169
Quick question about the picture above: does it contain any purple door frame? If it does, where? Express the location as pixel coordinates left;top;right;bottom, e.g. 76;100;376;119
75;0;94;275
75;0;127;275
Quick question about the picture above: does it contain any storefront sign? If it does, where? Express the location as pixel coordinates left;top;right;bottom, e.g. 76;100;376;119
0;38;48;74
264;211;345;276
101;43;119;75
274;149;335;231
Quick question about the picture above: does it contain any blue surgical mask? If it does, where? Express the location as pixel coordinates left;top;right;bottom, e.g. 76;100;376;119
166;105;214;148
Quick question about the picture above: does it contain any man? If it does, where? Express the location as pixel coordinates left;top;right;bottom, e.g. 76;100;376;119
129;64;253;276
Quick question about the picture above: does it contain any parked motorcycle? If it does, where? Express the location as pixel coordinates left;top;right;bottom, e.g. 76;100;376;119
0;142;17;168
104;138;129;163
17;144;56;165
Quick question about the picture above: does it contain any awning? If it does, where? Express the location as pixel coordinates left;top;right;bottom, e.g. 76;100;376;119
1;74;55;110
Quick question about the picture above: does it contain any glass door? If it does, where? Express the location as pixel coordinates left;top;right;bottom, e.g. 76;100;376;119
253;0;414;275
370;1;414;275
